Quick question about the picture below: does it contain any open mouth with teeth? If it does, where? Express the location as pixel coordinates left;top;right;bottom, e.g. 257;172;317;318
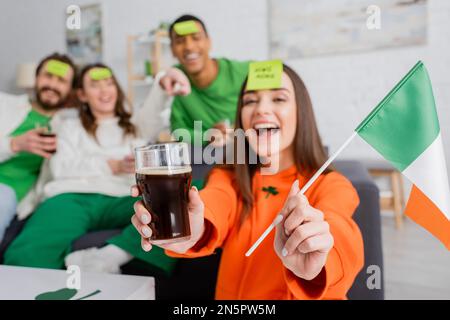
99;96;113;104
184;53;200;63
253;123;281;136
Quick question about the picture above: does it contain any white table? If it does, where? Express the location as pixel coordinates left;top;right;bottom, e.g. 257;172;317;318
0;265;155;300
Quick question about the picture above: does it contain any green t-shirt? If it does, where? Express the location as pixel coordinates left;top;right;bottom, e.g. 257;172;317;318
0;109;51;201
170;58;249;144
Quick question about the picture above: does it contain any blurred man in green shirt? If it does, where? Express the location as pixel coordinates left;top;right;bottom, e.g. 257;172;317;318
156;15;249;145
0;53;76;240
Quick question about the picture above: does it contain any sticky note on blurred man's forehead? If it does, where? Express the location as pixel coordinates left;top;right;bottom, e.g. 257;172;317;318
89;68;113;81
46;60;70;78
246;60;283;91
173;20;200;36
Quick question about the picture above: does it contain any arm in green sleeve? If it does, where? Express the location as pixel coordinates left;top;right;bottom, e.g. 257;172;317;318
170;101;199;144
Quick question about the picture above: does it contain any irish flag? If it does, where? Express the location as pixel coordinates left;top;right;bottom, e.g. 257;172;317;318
356;61;450;250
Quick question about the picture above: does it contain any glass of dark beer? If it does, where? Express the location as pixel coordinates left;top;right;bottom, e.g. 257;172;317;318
135;142;192;244
36;123;57;154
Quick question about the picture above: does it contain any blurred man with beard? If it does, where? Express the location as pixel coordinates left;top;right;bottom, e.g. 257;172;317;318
0;53;76;241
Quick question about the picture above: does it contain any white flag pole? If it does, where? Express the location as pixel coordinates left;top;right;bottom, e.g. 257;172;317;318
245;131;358;257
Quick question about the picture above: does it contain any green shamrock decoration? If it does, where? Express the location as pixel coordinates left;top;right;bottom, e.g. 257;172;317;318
35;288;101;300
35;288;77;300
262;186;279;199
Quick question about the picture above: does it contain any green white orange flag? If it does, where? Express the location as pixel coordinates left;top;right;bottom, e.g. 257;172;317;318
246;60;450;257
356;61;450;250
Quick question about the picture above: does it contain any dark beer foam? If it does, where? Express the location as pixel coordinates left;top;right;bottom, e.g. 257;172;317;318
136;166;192;175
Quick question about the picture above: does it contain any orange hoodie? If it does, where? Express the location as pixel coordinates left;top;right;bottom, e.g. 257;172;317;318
167;165;364;300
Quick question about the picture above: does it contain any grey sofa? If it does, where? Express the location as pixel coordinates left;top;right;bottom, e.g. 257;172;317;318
0;160;383;300
334;160;384;300
75;159;384;300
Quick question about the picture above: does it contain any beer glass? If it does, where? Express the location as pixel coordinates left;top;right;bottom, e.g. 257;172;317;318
135;142;192;244
36;123;57;154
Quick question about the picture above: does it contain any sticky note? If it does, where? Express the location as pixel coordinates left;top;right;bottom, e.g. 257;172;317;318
89;68;113;81
246;60;283;91
46;60;70;78
173;20;200;36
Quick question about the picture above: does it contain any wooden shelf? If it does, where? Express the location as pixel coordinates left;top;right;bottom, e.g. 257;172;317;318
127;30;169;105
135;34;170;45
130;76;154;86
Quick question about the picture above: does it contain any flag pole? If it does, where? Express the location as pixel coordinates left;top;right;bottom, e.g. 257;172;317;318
245;131;358;257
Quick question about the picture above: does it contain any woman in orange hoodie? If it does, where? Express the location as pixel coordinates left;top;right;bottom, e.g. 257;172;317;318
131;63;364;300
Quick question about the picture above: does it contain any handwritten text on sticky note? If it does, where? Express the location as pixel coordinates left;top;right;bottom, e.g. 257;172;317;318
246;60;283;91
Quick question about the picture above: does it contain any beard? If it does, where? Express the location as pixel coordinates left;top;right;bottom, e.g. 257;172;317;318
35;85;68;111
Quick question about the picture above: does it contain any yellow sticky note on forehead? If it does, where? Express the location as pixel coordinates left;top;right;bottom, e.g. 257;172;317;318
89;68;113;81
246;60;283;91
173;20;200;36
46;60;70;78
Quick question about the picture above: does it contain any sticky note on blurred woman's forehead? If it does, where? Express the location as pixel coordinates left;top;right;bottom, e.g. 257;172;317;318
246;60;283;91
89;68;112;81
174;20;200;36
46;60;70;78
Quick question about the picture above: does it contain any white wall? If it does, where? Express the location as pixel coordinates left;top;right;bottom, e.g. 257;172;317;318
0;0;67;93
287;0;450;170
0;0;449;174
0;0;268;92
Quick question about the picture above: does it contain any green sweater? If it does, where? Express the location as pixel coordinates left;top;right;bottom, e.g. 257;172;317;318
170;58;249;144
0;109;51;200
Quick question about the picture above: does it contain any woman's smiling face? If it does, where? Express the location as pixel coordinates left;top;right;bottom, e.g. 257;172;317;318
241;72;298;162
78;69;118;117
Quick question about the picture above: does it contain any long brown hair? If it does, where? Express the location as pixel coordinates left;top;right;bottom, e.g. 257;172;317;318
77;63;136;138
230;64;332;225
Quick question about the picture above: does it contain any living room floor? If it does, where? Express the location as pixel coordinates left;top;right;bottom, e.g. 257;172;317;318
382;214;450;299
